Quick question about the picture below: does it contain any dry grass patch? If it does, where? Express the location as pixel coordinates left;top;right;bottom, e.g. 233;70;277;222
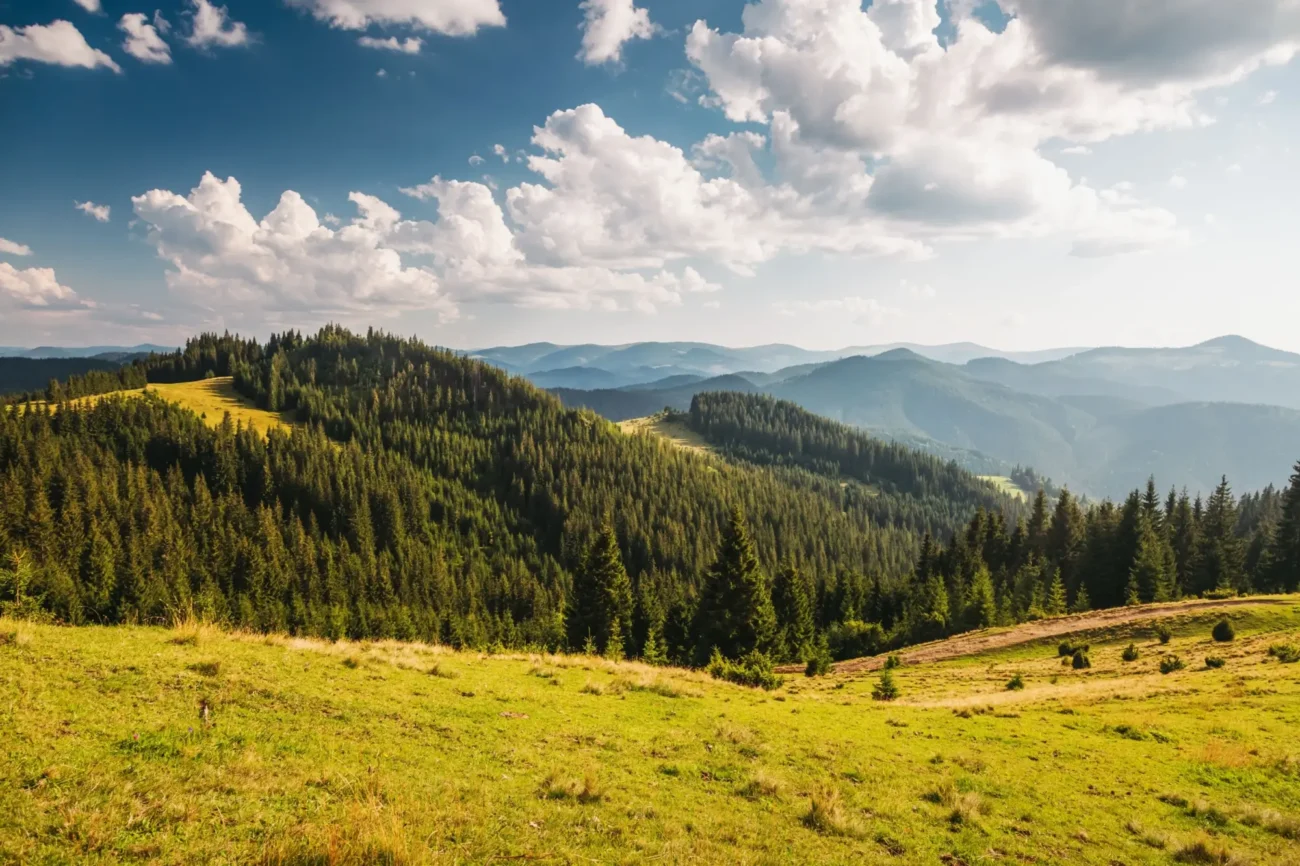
926;780;987;826
802;784;861;837
1172;837;1250;865
537;771;603;804
737;770;783;800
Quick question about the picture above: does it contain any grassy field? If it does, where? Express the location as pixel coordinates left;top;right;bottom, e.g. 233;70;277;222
618;412;716;456
7;378;291;437
5;603;1300;865
979;475;1029;502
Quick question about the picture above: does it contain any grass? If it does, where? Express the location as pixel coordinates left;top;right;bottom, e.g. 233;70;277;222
3;603;1300;864
618;412;716;456
979;474;1029;501
7;377;291;437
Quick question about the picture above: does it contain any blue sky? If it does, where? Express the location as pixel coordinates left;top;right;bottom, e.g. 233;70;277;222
1;0;1298;351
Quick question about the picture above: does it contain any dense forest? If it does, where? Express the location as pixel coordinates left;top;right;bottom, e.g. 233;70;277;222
1;328;1297;670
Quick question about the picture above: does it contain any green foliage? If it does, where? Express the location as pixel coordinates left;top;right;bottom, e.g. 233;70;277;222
706;649;782;690
1122;643;1140;662
872;668;900;701
568;521;633;656
1267;643;1300;663
1058;640;1089;658
1211;618;1235;642
694;508;777;663
825;620;885;662
1006;672;1025;690
884;654;902;670
803;645;833;678
1072;650;1091;670
1160;655;1186;674
1204;656;1226;669
1156;623;1173;644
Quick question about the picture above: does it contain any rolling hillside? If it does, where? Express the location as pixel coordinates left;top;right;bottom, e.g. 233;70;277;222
0;356;126;397
5;602;1299;864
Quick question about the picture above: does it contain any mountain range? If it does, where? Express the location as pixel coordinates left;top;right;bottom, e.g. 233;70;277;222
541;336;1300;499
0;344;176;360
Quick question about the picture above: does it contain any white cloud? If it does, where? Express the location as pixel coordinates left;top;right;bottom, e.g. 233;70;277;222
468;154;484;166
376;67;387;77
0;238;33;257
119;13;172;64
493;143;507;162
578;0;656;66
357;35;422;53
283;0;505;36
72;0;102;12
905;280;937;300
132;172;452;317
774;295;900;326
1227;163;1244;174
75;200;112;221
0;263;84;309
1169;175;1189;190
680;0;1300;256
1259;89;1278;105
0;20;121;72
1061;146;1092;155
186;0;250;49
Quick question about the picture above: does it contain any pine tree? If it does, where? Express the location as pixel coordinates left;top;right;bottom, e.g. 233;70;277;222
1128;510;1173;603
567;520;634;655
1196;477;1245;593
965;564;998;628
1264;461;1300;592
1069;583;1091;613
771;560;816;662
1044;569;1068;616
693;508;777;662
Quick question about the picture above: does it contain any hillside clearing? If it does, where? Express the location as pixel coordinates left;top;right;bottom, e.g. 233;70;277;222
618;412;716;456
978;474;1028;501
4;603;1300;865
8;377;290;436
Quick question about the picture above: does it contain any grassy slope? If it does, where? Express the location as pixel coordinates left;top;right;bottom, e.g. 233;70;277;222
4;604;1300;865
9;378;290;436
618;413;717;457
978;474;1029;501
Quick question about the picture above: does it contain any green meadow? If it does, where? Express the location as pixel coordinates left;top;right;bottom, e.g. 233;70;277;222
4;603;1300;865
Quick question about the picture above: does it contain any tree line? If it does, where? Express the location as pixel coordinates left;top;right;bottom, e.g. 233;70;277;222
1;327;1296;670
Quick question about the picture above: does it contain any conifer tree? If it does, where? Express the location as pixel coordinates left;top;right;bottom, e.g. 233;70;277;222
567;520;634;655
771;560;816;663
1044;569;1068;616
1128;510;1173;603
1196;477;1245;593
1263;461;1300;592
965;564;998;628
693;508;777;662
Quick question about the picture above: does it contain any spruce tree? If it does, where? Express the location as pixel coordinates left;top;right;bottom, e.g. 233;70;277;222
1044;569;1068;616
693;508;777;662
567;520;634;655
1264;461;1300;592
771;560;816;663
966;564;998;628
1128;510;1173;603
1196;477;1245;594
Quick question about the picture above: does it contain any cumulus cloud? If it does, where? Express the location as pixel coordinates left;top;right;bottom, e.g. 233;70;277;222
0;263;85;309
357;35;422;53
0;238;33;257
73;0;102;11
493;143;507;162
578;0;656;66
76;200;111;221
119;13;172;63
0;20;121;72
132;172;450;317
186;0;250;49
680;0;1300;254
283;0;505;36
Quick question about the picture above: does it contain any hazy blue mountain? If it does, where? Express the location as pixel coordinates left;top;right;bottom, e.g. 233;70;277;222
552;374;761;420
0;344;175;359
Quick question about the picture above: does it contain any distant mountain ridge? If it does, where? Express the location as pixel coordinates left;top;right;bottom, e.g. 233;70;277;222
544;335;1300;499
0;344;176;360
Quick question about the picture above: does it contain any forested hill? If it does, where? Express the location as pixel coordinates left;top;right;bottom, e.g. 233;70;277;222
0;328;1020;663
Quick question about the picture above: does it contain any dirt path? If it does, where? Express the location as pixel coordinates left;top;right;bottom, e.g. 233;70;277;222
778;596;1293;675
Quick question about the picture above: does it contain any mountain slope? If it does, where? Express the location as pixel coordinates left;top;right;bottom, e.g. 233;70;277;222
0;357;124;396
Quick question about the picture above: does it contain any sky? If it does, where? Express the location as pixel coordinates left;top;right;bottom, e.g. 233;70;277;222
1;0;1298;352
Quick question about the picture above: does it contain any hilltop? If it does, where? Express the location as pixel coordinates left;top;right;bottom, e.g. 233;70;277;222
4;601;1299;864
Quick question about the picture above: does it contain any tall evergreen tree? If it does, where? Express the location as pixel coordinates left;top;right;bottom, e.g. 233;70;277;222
693;508;777;662
1127;510;1173;604
566;520;634;655
771;560;816;663
1196;477;1245;593
1264;461;1300;592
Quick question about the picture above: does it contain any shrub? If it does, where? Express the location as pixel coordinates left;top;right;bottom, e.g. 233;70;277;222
708;649;783;691
1160;655;1186;674
1204;656;1226;669
826;620;886;661
1268;643;1300;663
883;654;902;670
1122;643;1140;662
804;647;833;678
1155;623;1173;644
1211;619;1235;643
1202;587;1238;600
1006;673;1025;691
872;669;900;701
1058;640;1090;658
1071;650;1091;670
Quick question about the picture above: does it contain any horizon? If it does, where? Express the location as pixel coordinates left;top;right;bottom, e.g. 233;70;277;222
2;1;1299;351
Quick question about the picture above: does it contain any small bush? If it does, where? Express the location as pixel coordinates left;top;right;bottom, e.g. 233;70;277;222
1211;619;1235;642
1160;655;1186;674
883;654;902;670
1204;656;1226;669
872;669;900;701
707;649;783;691
1058;640;1084;658
1156;623;1173;644
1005;673;1025;691
1203;587;1238;600
1071;650;1091;670
1122;643;1140;662
1268;643;1300;663
804;648;833;678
